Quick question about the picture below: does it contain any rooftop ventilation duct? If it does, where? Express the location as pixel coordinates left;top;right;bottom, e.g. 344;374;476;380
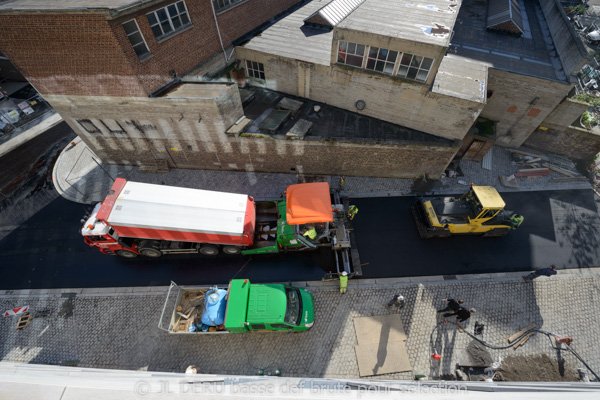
487;0;524;35
303;0;365;29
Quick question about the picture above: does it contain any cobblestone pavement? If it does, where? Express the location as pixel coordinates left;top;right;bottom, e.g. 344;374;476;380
2;271;599;381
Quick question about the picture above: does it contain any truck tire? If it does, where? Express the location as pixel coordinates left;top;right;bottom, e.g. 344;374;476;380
139;247;162;258
115;249;138;258
222;246;241;255
199;244;219;256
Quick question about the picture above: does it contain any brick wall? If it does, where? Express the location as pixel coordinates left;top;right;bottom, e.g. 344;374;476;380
0;13;147;97
0;1;303;97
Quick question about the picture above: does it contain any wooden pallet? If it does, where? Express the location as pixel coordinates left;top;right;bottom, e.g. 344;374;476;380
16;313;33;330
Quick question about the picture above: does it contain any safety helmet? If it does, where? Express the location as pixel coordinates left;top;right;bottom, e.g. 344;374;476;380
341;271;348;276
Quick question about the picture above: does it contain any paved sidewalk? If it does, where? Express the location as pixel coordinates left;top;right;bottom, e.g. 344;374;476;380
1;270;599;381
52;137;592;205
0;111;62;158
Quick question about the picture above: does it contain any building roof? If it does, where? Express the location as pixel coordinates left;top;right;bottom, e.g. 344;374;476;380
242;0;460;67
338;0;459;47
451;0;565;82
432;55;487;103
241;0;334;66
487;0;524;34
0;0;159;14
304;0;365;28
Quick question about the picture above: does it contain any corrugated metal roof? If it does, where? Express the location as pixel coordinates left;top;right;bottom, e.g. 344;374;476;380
304;0;365;27
487;0;524;34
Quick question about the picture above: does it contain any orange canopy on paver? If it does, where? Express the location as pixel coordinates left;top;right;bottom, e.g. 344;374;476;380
286;182;333;225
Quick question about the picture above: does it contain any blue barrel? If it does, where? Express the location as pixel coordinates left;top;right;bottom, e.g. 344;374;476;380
201;288;227;326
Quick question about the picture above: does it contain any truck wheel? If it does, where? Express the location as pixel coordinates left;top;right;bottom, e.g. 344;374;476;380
222;246;241;255
140;248;162;258
115;250;138;258
199;245;219;256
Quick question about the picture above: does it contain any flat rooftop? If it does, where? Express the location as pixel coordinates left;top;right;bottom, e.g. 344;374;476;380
450;0;566;82
0;0;149;12
241;87;456;145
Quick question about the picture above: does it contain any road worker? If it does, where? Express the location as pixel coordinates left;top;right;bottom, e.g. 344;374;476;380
510;214;524;229
303;225;317;240
339;271;348;294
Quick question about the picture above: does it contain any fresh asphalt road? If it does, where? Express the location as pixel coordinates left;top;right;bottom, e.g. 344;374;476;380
353;189;600;278
0;187;599;289
0;196;335;290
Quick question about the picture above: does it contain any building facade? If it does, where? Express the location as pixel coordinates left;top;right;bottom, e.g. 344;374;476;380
0;0;591;179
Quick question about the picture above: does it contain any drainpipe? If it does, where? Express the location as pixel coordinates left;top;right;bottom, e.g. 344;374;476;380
210;1;230;64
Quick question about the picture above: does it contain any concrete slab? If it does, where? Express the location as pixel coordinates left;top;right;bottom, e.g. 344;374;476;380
354;341;412;377
353;315;407;345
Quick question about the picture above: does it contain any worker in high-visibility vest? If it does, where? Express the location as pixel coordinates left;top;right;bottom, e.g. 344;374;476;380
348;205;358;220
339;271;348;294
510;214;524;229
303;225;317;240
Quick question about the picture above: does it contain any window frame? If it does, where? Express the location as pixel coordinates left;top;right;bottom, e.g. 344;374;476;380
396;53;434;83
337;40;366;69
146;1;191;41
365;46;398;75
122;19;151;60
213;0;245;13
245;60;265;80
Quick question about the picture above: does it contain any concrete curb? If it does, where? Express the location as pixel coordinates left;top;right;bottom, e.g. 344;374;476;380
51;135;85;204
0;112;63;158
2;267;600;298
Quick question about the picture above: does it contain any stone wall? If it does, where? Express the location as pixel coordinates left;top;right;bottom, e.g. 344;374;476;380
45;83;458;179
235;48;485;142
480;69;573;148
524;125;600;161
523;97;600;160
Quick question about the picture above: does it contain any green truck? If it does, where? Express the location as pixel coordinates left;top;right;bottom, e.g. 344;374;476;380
159;279;315;334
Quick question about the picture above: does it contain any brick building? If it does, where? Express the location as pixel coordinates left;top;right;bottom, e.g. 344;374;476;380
0;0;593;179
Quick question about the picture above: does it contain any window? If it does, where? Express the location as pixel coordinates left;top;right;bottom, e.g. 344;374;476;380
270;324;289;329
213;0;244;12
251;324;266;330
366;47;398;75
122;19;150;59
337;41;365;68
397;53;434;83
245;60;265;80
284;287;302;326
146;1;190;40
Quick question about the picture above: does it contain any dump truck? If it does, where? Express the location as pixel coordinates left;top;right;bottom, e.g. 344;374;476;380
411;184;523;239
81;178;353;272
158;279;314;334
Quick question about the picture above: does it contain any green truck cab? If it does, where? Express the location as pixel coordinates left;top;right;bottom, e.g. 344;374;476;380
159;279;314;334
